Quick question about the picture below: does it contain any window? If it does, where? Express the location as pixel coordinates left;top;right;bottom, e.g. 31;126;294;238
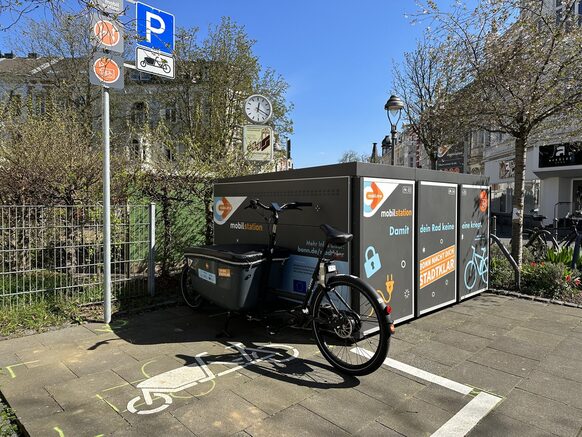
131;139;143;161
165;105;177;123
131;102;147;124
9;93;22;116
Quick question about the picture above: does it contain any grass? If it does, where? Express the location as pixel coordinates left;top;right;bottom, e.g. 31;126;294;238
0;299;83;337
0;404;19;437
0;274;181;338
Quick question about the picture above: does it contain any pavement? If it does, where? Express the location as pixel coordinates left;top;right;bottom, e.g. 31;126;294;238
1;293;582;437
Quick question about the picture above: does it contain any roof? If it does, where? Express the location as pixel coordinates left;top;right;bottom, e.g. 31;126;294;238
0;57;56;76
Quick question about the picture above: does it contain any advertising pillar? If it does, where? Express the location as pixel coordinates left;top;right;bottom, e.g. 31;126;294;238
360;178;415;323
417;182;458;315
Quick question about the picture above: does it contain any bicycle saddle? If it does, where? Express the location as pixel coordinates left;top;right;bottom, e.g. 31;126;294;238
320;224;353;246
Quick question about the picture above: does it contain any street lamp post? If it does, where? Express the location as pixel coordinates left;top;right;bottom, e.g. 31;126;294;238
384;94;404;165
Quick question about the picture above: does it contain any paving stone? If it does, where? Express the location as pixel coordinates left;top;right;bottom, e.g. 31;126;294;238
353;367;426;407
412;311;471;334
453;320;510;340
487;335;553;361
519;316;581;337
20;398;129;437
517;370;582;411
112;411;196;436
493;307;536;322
472;313;523;330
504;326;565;349
469;347;539;378
544;304;582;319
35;325;97;346
0;353;20;368
552;337;582;362
0;336;44;357
391;325;436;345
0;361;77;391
172;389;267;436
245;404;349;437
389;350;454;377
16;343;81;369
447;361;521;396
468;410;560;437
385;337;416;355
232;374;315;415
62;347;140;377
0;386;63;421
538;355;582;384
408;339;473;367
300;385;388;434
412;383;469;414
376;396;455;436
357;420;405;437
45;370;128;410
433;329;492;353
496;388;582;437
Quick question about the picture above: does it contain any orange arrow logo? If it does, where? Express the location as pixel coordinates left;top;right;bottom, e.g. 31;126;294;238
218;197;232;219
365;182;384;210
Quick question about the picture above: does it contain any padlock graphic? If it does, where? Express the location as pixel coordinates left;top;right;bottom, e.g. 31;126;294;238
364;246;382;278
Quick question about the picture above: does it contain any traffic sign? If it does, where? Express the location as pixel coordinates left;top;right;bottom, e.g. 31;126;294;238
89;51;124;90
95;0;123;15
136;2;174;54
136;47;175;79
90;13;124;54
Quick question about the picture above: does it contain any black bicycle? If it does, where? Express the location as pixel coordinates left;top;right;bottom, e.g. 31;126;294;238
181;199;394;376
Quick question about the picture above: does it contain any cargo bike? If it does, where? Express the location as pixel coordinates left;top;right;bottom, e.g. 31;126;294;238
181;199;394;375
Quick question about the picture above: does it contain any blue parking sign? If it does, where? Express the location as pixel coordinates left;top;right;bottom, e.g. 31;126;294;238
136;2;174;54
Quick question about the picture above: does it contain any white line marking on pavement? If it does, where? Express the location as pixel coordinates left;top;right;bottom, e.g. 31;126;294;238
431;392;502;436
351;348;503;437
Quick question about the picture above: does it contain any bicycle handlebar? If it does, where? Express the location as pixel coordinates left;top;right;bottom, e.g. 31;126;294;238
245;199;312;212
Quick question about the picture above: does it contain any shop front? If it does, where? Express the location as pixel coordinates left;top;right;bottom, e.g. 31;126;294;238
534;143;582;226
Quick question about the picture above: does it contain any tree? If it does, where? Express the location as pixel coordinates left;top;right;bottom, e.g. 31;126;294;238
423;0;582;267
392;37;459;170
132;19;293;276
338;150;370;163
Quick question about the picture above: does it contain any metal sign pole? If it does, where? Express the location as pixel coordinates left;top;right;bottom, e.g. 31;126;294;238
103;86;112;323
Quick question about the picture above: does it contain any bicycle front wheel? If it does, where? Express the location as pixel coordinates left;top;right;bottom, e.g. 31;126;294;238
181;263;204;309
311;275;390;376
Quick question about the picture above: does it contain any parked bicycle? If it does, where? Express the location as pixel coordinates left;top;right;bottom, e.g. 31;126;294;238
181;199;394;376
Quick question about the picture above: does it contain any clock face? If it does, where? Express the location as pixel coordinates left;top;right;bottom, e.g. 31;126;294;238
244;94;273;123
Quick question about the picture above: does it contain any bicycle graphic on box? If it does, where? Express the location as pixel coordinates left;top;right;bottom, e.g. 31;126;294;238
464;245;488;290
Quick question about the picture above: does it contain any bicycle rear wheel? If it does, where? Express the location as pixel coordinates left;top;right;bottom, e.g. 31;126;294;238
311;275;390;376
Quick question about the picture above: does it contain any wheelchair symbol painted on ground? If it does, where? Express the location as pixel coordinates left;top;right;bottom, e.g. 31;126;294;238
126;342;299;415
464;245;488;290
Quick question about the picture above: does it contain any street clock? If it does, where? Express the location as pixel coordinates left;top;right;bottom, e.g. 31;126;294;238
244;94;273;124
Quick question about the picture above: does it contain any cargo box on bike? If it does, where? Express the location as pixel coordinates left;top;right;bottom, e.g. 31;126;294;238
183;244;289;311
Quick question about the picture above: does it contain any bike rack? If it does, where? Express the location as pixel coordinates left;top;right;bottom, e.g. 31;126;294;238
490;234;520;290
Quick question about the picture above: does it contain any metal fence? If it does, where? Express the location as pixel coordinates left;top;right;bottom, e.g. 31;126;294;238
0;205;154;308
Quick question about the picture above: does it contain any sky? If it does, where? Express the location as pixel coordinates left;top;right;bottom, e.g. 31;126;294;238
0;0;427;168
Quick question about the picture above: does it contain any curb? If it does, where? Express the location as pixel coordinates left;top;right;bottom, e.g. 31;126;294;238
486;289;582;308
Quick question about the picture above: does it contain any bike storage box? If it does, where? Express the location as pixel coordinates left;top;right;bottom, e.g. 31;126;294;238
183;244;289;311
212;162;489;324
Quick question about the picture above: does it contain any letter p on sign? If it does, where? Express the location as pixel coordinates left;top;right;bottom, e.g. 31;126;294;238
136;2;174;54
